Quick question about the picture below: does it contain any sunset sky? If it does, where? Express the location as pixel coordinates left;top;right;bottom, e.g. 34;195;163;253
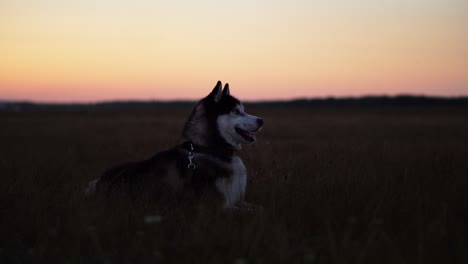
1;0;467;102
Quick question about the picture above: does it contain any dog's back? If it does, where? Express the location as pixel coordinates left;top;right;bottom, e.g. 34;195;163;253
88;148;178;199
86;145;226;206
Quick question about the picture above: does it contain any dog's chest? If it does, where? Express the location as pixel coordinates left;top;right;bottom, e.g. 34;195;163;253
215;156;247;208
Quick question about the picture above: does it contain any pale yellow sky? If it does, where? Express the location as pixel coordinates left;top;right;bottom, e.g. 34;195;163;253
1;0;467;102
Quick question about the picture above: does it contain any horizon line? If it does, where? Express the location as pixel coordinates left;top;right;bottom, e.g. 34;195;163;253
2;94;468;105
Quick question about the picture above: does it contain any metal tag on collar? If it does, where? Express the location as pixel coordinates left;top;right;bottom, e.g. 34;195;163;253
187;143;196;169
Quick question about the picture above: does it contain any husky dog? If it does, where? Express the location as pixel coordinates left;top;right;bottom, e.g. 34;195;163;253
85;81;263;210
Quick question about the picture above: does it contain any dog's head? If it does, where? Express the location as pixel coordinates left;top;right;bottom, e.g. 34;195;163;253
183;81;263;150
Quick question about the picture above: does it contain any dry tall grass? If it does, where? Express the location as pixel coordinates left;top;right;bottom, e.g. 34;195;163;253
1;105;467;263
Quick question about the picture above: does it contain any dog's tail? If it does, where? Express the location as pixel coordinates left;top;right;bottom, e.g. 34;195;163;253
84;178;99;196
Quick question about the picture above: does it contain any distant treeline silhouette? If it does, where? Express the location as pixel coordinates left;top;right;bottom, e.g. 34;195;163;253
1;96;467;111
251;95;468;108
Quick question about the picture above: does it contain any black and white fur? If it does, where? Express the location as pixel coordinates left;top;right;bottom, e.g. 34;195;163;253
85;81;263;210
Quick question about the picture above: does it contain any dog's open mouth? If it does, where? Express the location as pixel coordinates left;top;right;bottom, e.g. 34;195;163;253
235;127;256;142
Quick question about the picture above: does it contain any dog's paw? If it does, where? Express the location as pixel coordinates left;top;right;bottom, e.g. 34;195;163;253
223;202;263;215
239;202;264;214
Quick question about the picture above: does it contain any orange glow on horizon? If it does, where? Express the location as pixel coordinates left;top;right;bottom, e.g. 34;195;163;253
1;0;467;102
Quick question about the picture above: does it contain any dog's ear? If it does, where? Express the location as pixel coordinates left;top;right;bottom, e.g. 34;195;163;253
209;81;223;103
222;83;230;96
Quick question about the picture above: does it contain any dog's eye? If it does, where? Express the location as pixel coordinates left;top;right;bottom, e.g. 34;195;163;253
232;109;240;115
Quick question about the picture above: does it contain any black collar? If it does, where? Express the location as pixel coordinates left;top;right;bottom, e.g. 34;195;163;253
179;141;235;161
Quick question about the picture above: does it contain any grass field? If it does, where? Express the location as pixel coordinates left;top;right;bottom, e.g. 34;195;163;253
1;105;468;263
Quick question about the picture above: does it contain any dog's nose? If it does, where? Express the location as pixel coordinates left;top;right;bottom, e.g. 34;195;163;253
256;118;264;126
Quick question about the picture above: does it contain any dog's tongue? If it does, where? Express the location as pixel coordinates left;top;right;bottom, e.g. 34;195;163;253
246;132;256;141
244;131;256;142
236;127;256;142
